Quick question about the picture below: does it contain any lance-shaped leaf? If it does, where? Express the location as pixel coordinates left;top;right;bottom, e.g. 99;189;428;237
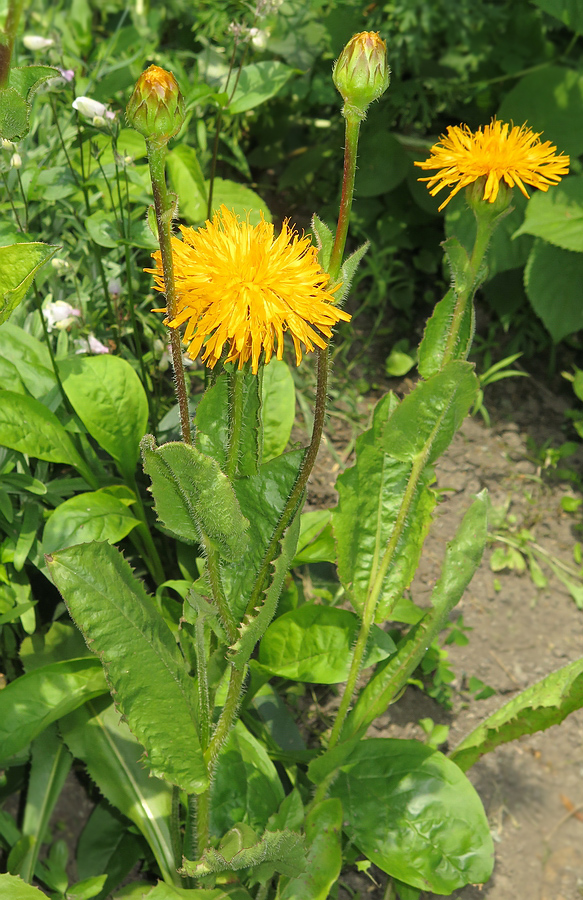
0;659;107;764
450;656;583;771
141;438;248;560
194;370;262;474
329;739;493;894
0;243;58;325
343;490;488;741
417;287;474;379
47;542;208;794
60;697;177;886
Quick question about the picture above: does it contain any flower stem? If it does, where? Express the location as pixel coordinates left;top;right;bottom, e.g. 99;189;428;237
328;112;361;281
201;534;238;645
146;140;192;444
0;0;24;88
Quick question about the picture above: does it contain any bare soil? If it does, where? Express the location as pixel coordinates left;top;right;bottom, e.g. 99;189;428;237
307;372;583;900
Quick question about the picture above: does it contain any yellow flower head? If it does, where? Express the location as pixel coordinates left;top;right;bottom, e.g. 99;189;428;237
414;119;570;211
147;206;351;374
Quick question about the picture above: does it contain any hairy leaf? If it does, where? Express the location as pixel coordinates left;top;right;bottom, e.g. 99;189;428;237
279;799;342;900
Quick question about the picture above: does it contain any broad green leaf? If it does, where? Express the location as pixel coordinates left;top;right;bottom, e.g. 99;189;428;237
228;61;295;114
333;393;437;622
0;659;107;764
222;450;303;621
251;684;306;752
20;620;91;672
85;210;158;251
514;175;583;252
329;739;493;893
9;66;61;101
206;179;272;225
0;243;58;325
60;697;176;886
76;801;144;899
292;510;336;566
279;799;342;900
524;239;583;342
450;657;583;771
498;66;583;157
0;356;25;393
59;355;148;480
0;874;50;898
194;374;229;468
0;323;56;397
144;881;253;899
355;130;411;197
532;0;583;31
211;721;284;837
141;438;248;560
259;605;395;683
0;391;95;485
167;145;208;223
18;724;72;883
0;88;28;142
48;542;208;794
42;489;139;555
343;491;488;741
262;360;295;462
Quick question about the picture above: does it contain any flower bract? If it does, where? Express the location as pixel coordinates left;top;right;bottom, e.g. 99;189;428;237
147;205;351;373
414;120;570;211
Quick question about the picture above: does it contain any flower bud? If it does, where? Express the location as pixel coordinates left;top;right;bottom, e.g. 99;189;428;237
333;31;390;118
22;35;54;51
10;153;22;168
126;65;185;146
73;96;109;119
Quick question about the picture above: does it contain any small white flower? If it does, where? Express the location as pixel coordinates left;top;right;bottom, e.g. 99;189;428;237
107;277;122;297
75;334;110;355
72;96;115;121
249;27;269;50
23;35;54;51
43;300;81;332
10;153;22;169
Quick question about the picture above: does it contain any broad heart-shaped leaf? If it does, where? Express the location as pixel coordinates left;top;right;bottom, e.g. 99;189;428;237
0;243;58;325
0;874;51;898
450;656;583;771
343;491;488;742
141;438;248;560
42;488;139;555
262;360;295;462
524;238;583;342
329;739;493;894
59;355;148;481
0;659;107;764
0;391;93;481
333;393;437;622
228;61;295;114
60;697;177;886
47;542;208;794
513;175;583;252
259;605;396;683
279;799;342;900
211;720;285;838
0;323;56;397
222;450;303;622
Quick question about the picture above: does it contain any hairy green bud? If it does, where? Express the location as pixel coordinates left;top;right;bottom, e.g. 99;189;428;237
126;65;185;146
333;31;390;118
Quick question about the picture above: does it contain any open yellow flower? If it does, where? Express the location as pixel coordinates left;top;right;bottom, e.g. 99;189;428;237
147;206;350;374
415;119;569;211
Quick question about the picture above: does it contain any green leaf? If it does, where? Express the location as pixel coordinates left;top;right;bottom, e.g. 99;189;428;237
0;391;94;482
182;826;305;879
206;179;272;225
167;145;208;223
222;451;303;621
42;489;139;555
524;239;583;342
0;87;29;142
48;542;208;794
228;61;295;114
0;323;56;398
262;360;295;462
498;66;583;157
18;724;72;882
292;511;336;565
514;175;583;252
311;215;334;271
279;799;342;900
0;874;51;898
329;739;493;893
344;491;488;740
85;210;157;250
140;882;252;900
141;438;248;559
259;605;395;683
194;374;229;468
76;802;144;900
418;288;473;379
450;657;583;771
20;620;92;672
60;697;176;885
59;355;148;480
355;130;411;197
0;243;58;325
333;393;437;622
531;0;583;31
0;659;107;764
9;66;61;101
334;241;369;305
211;721;284;838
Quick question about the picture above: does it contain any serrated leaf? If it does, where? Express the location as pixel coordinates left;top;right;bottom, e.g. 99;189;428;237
141;437;248;560
181;825;304;878
48;542;208;794
60;697;176;885
0;243;58;325
334;241;369;305
450;657;583;771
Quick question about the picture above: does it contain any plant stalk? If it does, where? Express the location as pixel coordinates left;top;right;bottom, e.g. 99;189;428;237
226;367;245;480
0;0;24;88
328;112;361;281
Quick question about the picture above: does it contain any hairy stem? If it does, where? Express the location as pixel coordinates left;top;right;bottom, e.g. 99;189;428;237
328;112;361;282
